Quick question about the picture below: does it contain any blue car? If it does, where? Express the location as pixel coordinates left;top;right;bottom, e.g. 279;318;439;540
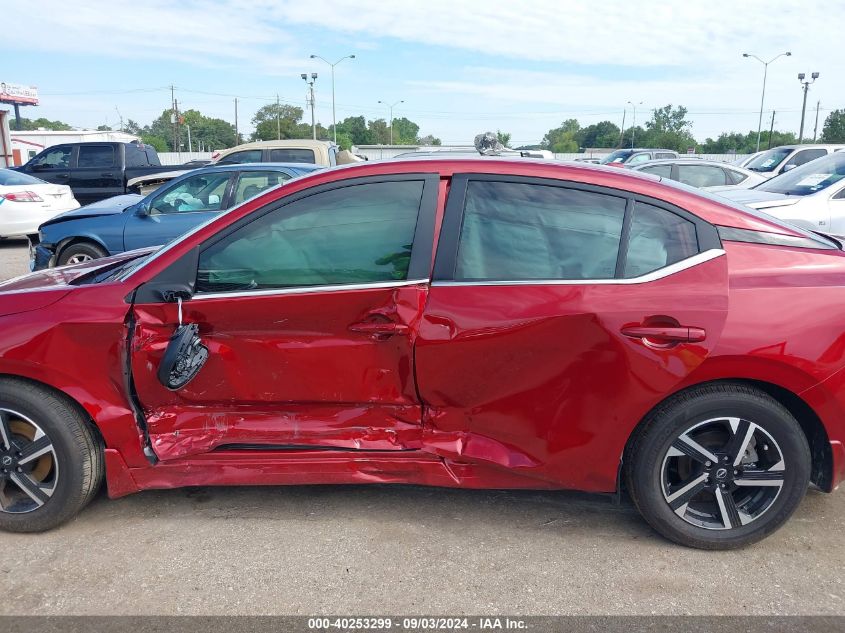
31;162;322;270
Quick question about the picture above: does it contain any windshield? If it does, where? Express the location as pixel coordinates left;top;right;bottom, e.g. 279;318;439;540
745;147;791;172
600;150;632;164
756;152;845;196
0;169;45;186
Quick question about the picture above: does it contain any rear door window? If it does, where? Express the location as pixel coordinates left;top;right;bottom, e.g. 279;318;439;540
626;153;652;166
677;164;728;187
77;145;116;168
623;202;699;278
269;148;316;164
455;180;627;280
233;171;291;205
218;150;263;165
784;149;827;170
639;164;673;178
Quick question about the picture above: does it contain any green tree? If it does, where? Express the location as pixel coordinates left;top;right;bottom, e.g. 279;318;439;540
541;121;579;153
368;118;390;144
96;124;112;131
822;109;845;143
390;117;420;144
416;134;441;146
578;121;621;148
496;130;512;147
638;104;696;152
250;103;307;142
141;135;169;152
18;117;74;131
334;116;371;145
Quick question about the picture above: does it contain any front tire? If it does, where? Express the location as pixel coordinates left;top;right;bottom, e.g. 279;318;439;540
58;242;107;266
625;383;811;549
0;379;103;532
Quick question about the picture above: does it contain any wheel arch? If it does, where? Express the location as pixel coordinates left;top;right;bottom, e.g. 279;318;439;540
55;235;110;262
621;377;834;493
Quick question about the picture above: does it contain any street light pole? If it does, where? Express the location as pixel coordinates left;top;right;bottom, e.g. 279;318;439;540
627;101;642;148
743;51;792;152
310;54;356;144
301;73;318;140
377;99;404;145
797;72;819;143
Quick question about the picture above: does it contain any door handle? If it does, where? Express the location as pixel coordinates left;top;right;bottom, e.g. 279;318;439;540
621;325;706;343
55;173;69;178
101;172;115;177
348;321;410;337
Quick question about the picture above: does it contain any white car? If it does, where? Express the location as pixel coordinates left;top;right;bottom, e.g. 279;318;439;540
712;151;845;236
0;169;80;238
631;158;768;189
741;144;845;179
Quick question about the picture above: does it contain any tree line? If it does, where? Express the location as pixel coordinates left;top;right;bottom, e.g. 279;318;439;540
524;105;845;153
14;104;442;153
14;104;845;153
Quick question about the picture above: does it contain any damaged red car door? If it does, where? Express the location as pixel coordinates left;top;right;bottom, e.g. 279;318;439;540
129;175;439;461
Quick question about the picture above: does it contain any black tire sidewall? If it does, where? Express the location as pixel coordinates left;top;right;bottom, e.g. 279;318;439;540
58;242;107;266
629;388;811;549
0;385;90;531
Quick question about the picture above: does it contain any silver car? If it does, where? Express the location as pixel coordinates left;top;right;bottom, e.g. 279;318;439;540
742;144;845;179
631;158;768;189
712;152;845;236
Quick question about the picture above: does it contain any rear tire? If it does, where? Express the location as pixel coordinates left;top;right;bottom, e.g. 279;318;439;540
0;379;103;532
58;242;107;266
625;383;810;549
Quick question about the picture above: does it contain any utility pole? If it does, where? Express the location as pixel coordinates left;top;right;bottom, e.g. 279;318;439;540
618;108;626;148
768;111;776;149
186;124;192;153
234;98;239;143
114;106;124;132
170;85;178;153
301;73;318;140
797;72;819;143
813;100;821;142
377;100;404;144
310;54;356;144
174;98;181;158
276;94;281;140
627;101;642;148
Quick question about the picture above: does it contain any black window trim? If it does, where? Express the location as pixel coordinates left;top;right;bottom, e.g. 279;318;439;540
431;173;721;283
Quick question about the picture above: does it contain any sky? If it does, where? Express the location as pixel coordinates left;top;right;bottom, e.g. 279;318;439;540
3;0;843;147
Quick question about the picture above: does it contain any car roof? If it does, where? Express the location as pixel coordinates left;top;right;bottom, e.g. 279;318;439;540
632;158;742;167
217;140;336;151
191;162;322;174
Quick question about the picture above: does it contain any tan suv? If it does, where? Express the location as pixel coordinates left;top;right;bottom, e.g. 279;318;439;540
210;139;362;167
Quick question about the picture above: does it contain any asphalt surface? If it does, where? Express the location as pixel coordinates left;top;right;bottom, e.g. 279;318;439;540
0;241;844;616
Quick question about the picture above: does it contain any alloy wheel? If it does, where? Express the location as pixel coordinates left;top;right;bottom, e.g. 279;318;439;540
67;254;94;265
0;408;59;514
660;417;784;530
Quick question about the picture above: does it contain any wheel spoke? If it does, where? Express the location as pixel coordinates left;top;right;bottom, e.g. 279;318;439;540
726;418;756;466
666;472;709;514
715;487;744;528
671;434;719;465
17;435;53;466
9;472;50;507
735;464;785;487
0;411;11;450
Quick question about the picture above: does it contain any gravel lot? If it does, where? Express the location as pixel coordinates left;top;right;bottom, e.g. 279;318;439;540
0;242;844;616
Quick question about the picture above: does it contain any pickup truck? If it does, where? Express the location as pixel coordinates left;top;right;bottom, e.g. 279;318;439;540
13;141;172;205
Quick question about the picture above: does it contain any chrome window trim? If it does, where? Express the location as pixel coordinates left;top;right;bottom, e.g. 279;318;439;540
192;278;430;301
431;248;725;287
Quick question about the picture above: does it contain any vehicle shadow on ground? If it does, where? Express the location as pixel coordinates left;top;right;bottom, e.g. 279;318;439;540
77;482;832;547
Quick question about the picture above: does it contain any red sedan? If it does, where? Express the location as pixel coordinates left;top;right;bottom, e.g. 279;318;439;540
0;158;843;548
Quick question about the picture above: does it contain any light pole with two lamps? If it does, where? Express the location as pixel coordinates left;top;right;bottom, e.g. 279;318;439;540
378;99;404;145
300;73;318;140
797;72;820;143
310;54;355;144
627;101;643;148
